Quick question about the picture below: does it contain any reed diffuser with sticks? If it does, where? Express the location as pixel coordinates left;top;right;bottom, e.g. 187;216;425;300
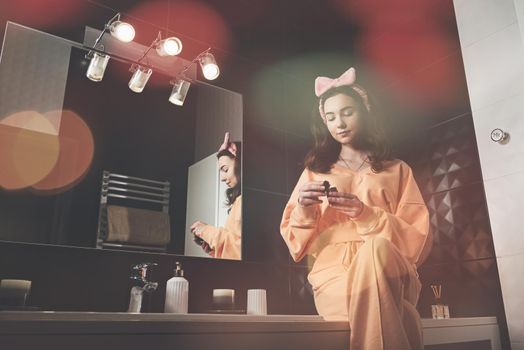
430;284;450;319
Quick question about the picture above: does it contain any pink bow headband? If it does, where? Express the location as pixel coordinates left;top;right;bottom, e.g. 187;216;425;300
218;132;238;157
315;67;371;118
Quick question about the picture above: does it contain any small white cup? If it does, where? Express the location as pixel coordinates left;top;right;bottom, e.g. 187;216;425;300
247;289;267;315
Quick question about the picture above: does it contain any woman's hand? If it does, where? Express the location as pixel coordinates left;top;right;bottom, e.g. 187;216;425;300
191;221;215;255
297;181;325;207
190;221;207;235
327;192;364;218
199;239;214;255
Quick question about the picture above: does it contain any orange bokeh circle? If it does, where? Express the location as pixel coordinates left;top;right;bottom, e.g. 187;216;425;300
0;111;60;190
32;110;94;193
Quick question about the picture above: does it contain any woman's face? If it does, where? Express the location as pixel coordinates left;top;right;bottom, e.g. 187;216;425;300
218;155;238;188
322;93;362;145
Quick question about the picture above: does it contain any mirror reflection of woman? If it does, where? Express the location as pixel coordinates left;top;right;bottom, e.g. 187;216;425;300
190;132;241;260
280;68;432;350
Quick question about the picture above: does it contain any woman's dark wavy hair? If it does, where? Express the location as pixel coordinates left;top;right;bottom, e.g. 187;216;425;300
304;86;391;173
217;141;241;209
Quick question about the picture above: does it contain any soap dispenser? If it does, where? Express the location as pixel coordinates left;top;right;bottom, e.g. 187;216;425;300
164;261;189;313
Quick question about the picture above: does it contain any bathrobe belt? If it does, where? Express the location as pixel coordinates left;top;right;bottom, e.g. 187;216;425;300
307;221;419;276
307;222;363;256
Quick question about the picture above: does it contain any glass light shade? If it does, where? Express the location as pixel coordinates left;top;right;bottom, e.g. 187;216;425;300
169;79;191;106
128;66;153;93
86;53;110;82
199;52;220;80
109;21;135;42
156;37;183;56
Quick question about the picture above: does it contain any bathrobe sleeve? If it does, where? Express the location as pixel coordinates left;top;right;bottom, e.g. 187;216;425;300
352;162;432;266
198;196;242;260
280;169;321;262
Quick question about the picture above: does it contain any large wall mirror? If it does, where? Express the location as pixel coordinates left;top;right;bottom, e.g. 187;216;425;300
0;22;243;260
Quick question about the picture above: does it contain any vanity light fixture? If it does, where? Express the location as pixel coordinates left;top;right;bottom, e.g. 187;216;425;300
85;20;221;102
85;13;135;82
169;78;191;106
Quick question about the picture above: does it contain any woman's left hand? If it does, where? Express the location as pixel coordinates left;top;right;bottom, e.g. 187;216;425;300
327;192;364;218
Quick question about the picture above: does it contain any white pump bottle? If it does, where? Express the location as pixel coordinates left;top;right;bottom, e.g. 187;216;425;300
164;262;189;313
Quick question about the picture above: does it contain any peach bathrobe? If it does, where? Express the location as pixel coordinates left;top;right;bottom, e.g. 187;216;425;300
199;195;242;260
281;160;432;350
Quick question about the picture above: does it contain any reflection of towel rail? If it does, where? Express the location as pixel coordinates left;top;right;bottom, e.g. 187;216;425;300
105;186;169;199
96;170;171;252
105;173;169;186
107;193;168;205
106;180;169;193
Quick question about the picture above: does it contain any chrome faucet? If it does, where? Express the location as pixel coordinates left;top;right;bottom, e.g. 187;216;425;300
127;262;158;313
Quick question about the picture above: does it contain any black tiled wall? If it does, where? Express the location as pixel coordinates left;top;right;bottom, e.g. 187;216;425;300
397;115;502;314
395;114;509;348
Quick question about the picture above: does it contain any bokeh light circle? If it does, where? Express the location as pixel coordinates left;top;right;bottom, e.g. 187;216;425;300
32;110;95;193
0;111;60;190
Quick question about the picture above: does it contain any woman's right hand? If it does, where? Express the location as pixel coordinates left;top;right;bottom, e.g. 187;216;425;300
297;181;325;207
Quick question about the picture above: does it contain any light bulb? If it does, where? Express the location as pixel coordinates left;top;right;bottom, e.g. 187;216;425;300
156;37;183;56
109;21;135;42
199;52;220;80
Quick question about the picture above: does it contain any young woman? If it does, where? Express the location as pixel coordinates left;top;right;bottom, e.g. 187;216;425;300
190;132;242;260
280;68;432;349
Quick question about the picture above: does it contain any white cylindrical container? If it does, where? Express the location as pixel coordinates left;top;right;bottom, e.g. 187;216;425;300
164;262;189;313
247;289;267;315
